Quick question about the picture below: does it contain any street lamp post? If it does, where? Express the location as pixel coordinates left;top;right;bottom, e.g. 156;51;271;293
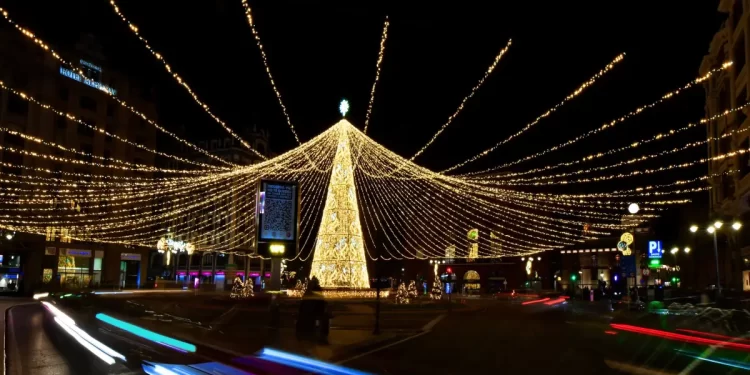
690;220;741;298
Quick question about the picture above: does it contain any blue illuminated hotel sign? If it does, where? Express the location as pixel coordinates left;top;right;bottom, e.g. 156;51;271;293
59;62;116;95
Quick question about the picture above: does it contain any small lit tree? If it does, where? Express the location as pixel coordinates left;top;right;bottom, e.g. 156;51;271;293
407;280;418;299
396;282;410;304
430;279;443;300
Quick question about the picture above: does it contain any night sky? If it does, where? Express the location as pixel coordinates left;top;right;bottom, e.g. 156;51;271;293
4;1;727;243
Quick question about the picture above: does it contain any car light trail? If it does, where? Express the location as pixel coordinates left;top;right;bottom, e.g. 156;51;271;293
674;349;750;371
543;297;569;305
610;324;750;352
53;317;116;365
259;348;371;375
675;329;750;344
42;301;126;363
33;292;49;300
96;313;197;352
521;298;550;305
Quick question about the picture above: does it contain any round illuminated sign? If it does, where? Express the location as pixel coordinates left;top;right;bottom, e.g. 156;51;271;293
617;241;629;251
467;229;479;241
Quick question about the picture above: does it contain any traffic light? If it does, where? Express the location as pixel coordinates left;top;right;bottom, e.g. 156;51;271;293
446;267;452;274
570;274;577;281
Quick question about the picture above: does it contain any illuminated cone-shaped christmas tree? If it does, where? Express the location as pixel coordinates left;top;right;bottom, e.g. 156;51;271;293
309;120;370;288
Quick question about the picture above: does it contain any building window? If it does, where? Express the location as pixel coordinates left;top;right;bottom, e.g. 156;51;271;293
58;87;69;101
78;119;95;137
7;94;28;115
56;115;67;130
79;95;97;112
58;250;92;289
734;33;746;75
4;133;24;149
106;103;116;117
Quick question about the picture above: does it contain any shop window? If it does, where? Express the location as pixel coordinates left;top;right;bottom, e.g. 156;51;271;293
0;274;19;292
93;256;102;287
58;250;91;289
5;255;20;268
42;269;53;284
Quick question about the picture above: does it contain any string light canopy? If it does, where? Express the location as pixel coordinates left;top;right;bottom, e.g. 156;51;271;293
0;4;731;269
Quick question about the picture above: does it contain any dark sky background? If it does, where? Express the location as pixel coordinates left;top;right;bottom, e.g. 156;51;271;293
3;1;728;247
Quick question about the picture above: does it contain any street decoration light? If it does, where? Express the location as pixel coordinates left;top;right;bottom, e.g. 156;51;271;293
689;225;698;233
683;247;690;254
628;203;640;214
670;247;678;255
732;221;742;230
714;220;723;229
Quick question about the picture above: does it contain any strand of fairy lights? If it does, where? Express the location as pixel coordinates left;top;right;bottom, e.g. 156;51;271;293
442;53;626;173
0;126;338;238
108;0;266;160
498;145;748;187
240;0;301;146
2;177;245;230
494;124;750;185
352;129;506;257
363;16;389;134
0;81;227;170
349;122;615;243
480;101;750;180
410;39;513;161
459;61;734;177
351;127;620;235
360;137;585;248
0;10;236;168
350;128;584;254
92;134;337;244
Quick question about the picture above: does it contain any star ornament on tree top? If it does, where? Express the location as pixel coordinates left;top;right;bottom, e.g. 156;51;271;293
339;99;349;117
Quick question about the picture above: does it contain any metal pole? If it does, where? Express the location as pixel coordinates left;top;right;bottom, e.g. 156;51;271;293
712;231;721;297
374;260;380;335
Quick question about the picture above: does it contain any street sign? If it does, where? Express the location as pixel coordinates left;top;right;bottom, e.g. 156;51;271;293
648;241;663;259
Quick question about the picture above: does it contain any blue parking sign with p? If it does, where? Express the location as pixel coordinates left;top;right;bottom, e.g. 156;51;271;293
648;240;662;259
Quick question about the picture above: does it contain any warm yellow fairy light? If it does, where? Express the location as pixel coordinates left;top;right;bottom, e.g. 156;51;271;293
239;0;301;147
309;122;370;287
459;61;734;177
0;6;719;261
364;16;389;134
410;39;512;161
108;0;266;160
443;53;626;173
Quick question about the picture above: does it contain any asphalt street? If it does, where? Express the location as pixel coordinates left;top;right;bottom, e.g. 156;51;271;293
341;299;750;375
5;303;139;375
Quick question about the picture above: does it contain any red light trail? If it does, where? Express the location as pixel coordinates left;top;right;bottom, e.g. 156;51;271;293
611;324;750;352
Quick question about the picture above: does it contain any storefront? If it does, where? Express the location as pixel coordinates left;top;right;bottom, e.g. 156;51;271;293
119;253;142;288
0;253;22;292
57;248;103;289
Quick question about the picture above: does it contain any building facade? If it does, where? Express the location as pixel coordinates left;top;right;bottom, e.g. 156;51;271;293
158;129;272;290
0;32;158;293
700;0;750;292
